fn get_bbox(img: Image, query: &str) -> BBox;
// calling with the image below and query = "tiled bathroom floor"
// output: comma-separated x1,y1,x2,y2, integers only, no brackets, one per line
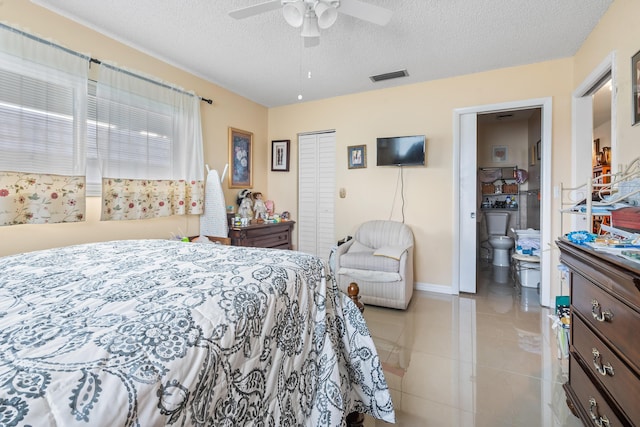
362,261,582,426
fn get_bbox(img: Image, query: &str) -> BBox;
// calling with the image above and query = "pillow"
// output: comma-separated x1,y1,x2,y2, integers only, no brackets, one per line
373,245,408,260
348,240,374,253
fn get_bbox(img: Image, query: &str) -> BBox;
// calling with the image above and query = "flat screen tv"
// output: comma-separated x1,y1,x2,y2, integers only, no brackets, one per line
376,135,425,166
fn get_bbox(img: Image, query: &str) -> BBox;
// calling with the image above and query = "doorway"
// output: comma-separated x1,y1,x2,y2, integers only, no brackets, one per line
453,98,553,307
477,110,541,242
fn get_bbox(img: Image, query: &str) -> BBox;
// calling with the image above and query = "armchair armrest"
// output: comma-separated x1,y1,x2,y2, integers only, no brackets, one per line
335,239,354,258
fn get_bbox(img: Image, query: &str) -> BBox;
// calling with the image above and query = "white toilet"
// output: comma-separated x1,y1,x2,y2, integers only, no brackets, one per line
485,212,514,267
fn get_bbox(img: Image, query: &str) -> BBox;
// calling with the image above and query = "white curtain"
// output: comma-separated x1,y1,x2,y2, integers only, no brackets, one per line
96,62,205,220
0,24,89,226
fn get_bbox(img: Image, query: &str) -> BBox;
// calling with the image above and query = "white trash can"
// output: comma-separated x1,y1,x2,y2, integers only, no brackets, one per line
512,253,540,288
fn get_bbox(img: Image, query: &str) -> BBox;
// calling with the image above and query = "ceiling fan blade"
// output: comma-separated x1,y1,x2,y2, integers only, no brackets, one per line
304,37,320,47
338,0,392,26
229,0,282,19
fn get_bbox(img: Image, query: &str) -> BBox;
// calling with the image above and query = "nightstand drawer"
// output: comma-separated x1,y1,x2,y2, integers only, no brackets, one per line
572,314,640,422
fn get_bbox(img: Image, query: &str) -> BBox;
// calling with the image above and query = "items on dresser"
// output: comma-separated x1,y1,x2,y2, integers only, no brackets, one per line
228,221,295,250
611,206,640,233
557,239,640,426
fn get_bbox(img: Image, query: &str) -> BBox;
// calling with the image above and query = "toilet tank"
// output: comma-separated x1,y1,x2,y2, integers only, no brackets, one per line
486,212,510,235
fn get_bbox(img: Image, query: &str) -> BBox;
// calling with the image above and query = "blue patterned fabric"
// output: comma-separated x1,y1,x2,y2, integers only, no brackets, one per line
0,240,394,426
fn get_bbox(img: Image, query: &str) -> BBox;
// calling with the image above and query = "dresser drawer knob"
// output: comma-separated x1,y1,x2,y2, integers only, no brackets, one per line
588,397,611,427
591,300,614,322
591,348,615,377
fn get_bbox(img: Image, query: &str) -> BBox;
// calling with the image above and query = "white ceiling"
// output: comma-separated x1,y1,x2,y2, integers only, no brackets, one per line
31,0,613,108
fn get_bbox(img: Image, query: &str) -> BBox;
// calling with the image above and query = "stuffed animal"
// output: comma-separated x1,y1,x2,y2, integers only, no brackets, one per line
265,200,274,217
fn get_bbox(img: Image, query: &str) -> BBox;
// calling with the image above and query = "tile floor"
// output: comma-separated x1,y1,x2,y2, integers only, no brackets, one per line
362,261,583,427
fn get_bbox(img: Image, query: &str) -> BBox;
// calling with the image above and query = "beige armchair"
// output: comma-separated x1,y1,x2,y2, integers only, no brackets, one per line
334,220,414,309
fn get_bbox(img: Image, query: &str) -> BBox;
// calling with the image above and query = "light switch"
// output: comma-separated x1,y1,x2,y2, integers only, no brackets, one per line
339,188,346,198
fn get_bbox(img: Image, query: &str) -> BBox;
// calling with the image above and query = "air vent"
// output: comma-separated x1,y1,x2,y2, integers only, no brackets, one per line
370,69,409,83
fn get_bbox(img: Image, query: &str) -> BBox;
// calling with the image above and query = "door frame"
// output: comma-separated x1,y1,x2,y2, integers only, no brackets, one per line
453,98,553,307
571,52,616,231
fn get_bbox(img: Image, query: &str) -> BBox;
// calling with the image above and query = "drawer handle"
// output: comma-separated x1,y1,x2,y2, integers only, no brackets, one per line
588,397,611,427
591,348,615,377
591,300,614,322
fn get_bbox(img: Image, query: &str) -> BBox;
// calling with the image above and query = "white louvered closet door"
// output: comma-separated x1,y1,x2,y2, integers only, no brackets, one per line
298,132,335,261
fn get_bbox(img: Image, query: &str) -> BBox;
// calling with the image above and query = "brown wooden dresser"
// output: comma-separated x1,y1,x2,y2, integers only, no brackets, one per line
228,221,295,250
557,239,640,426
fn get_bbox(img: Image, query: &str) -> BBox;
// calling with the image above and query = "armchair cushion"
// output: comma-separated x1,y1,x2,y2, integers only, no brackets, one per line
373,244,411,260
337,267,401,282
339,251,399,272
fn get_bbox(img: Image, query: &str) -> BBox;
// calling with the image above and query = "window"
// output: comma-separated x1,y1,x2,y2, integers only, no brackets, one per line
0,23,89,226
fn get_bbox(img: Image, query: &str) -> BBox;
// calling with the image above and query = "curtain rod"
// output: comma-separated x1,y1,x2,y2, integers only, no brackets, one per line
89,58,213,104
1,23,213,105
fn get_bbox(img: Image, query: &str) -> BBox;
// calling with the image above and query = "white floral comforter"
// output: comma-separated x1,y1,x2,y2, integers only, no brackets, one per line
0,240,394,426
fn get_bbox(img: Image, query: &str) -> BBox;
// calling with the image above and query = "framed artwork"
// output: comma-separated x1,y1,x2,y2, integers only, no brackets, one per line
633,50,640,126
347,145,367,169
228,127,253,188
271,140,290,172
536,140,541,160
492,145,507,163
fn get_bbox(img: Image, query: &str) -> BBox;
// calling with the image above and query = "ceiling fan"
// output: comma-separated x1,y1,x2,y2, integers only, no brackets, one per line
229,0,392,46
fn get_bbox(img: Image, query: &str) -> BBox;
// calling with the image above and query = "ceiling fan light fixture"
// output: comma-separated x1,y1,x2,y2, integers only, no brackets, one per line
283,2,306,28
301,14,320,37
315,1,338,29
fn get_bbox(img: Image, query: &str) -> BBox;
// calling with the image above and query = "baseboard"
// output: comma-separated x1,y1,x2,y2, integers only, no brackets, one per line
414,282,454,295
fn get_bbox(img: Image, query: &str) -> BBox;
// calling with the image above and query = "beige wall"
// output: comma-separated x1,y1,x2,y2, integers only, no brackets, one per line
268,60,574,288
478,120,529,180
0,0,268,256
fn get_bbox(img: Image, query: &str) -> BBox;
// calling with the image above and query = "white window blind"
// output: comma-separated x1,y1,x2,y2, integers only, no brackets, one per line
0,24,89,176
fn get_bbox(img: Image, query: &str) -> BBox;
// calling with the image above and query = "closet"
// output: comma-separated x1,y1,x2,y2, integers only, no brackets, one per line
297,132,336,261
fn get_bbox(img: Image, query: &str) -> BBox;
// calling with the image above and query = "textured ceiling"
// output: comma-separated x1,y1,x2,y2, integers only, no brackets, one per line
31,0,613,108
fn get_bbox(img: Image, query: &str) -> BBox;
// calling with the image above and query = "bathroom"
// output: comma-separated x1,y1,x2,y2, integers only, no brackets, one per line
476,108,542,293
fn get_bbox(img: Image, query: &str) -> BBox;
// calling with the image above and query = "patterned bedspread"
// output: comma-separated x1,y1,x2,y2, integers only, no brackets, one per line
0,240,394,426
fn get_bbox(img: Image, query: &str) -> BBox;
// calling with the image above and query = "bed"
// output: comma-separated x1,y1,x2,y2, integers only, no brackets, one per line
0,239,395,426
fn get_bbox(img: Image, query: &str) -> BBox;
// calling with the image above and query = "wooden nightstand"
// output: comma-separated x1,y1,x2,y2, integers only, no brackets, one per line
228,221,295,250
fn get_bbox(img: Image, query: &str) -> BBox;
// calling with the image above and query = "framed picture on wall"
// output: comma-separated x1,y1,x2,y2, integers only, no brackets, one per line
271,140,290,172
492,145,507,162
228,127,253,188
633,50,640,125
347,145,367,169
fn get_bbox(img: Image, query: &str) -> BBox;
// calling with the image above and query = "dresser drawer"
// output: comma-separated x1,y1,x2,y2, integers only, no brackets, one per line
572,271,640,369
572,314,640,422
229,221,294,250
569,356,625,427
249,231,290,248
